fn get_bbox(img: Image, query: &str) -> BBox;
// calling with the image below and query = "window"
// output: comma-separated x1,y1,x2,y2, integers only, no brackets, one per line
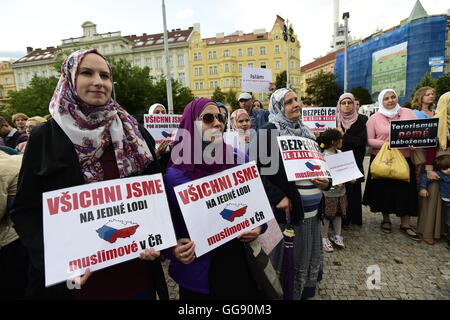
198,53,202,61
238,48,243,57
214,81,218,88
260,47,266,55
134,58,141,66
200,82,204,89
145,58,152,67
247,48,253,56
260,62,267,68
213,66,218,74
194,53,198,61
213,51,217,59
225,64,229,72
275,61,281,70
248,63,253,68
239,64,242,72
226,79,230,88
224,50,230,57
233,79,236,87
208,51,213,59
275,45,280,54
178,55,184,67
168,56,173,67
209,66,213,75
178,72,185,84
5,77,10,84
210,81,214,89
156,57,162,69
113,44,119,52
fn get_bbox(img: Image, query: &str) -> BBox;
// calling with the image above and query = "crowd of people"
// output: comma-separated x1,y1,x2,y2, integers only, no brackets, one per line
0,48,449,300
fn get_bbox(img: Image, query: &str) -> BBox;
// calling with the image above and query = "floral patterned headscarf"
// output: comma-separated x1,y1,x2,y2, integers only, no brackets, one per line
49,48,153,183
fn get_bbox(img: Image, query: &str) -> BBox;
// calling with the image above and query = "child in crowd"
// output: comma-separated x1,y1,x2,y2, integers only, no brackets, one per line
319,129,347,252
419,155,450,250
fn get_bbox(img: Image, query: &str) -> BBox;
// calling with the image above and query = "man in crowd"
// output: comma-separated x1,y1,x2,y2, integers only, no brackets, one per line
238,92,269,130
0,116,28,149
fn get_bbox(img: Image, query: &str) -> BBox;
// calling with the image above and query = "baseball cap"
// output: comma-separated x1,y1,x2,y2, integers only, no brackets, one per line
238,92,252,101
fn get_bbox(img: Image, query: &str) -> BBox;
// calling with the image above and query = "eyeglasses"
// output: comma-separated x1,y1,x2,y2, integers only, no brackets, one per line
25,125,35,129
198,113,226,124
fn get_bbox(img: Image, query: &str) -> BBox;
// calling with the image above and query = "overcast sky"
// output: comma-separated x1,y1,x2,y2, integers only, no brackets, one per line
1,0,448,65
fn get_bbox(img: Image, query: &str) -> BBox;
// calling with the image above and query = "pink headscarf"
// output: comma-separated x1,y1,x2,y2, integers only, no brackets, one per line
336,93,358,131
230,109,249,130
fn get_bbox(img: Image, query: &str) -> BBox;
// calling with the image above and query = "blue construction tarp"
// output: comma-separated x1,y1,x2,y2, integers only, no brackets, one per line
334,16,447,105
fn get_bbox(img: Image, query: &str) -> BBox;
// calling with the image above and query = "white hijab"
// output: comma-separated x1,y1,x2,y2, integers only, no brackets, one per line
148,103,166,114
377,89,401,118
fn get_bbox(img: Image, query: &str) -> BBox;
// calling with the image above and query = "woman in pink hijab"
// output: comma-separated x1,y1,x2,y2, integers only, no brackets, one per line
336,93,368,227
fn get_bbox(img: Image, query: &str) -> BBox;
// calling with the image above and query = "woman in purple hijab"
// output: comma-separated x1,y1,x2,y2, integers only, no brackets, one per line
163,98,263,299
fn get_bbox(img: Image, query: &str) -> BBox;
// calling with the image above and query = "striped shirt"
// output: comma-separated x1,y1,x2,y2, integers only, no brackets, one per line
295,180,323,219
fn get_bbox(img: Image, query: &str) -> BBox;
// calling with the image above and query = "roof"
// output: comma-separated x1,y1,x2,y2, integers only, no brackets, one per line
13,47,61,65
203,32,269,45
407,0,428,23
301,48,344,72
124,28,193,48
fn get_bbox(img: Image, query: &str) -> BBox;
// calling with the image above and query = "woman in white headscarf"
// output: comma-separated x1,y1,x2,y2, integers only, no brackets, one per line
148,103,170,171
252,88,330,299
363,89,420,240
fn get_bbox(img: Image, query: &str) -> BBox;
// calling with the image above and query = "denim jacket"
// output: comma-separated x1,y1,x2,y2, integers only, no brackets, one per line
420,171,450,200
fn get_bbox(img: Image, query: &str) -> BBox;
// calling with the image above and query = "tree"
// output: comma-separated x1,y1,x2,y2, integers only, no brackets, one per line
275,71,287,89
351,86,372,105
412,72,436,99
150,77,194,115
225,89,239,110
435,72,450,101
211,87,226,103
305,71,342,107
6,75,59,118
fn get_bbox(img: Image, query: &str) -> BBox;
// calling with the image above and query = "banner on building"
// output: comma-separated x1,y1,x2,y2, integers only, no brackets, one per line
277,136,332,181
372,41,408,97
42,174,177,287
144,114,182,145
241,67,273,93
173,162,274,257
301,107,337,132
389,118,439,148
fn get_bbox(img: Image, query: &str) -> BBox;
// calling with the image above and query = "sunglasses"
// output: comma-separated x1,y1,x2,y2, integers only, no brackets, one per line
198,113,226,124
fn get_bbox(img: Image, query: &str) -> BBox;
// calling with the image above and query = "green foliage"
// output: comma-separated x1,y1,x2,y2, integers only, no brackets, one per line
6,75,59,118
275,70,287,89
435,72,450,101
225,89,239,110
351,86,372,105
305,71,342,107
149,77,195,115
412,72,436,99
211,87,226,103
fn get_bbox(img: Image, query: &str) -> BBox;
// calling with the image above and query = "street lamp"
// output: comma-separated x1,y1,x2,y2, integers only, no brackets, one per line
283,19,296,89
112,81,117,101
343,12,350,93
162,0,174,113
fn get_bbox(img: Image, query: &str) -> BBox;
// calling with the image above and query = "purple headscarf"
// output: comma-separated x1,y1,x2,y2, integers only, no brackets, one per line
168,98,238,180
336,93,358,131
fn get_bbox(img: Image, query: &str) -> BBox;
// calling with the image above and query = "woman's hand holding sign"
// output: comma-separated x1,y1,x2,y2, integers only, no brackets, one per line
139,248,161,261
311,178,330,190
276,196,292,221
172,238,196,264
238,226,263,242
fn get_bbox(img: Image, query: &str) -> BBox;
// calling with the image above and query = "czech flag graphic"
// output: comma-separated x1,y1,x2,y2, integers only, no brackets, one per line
96,220,140,244
219,204,248,222
315,123,326,128
161,131,175,138
305,161,321,171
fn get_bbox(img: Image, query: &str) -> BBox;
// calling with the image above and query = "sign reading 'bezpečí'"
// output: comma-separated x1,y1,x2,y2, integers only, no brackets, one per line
277,136,332,181
42,174,177,287
173,162,274,257
302,107,337,132
389,118,439,149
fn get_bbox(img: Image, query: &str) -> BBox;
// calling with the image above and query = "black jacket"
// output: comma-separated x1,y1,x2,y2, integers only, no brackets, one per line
251,122,330,225
340,115,368,181
11,119,166,299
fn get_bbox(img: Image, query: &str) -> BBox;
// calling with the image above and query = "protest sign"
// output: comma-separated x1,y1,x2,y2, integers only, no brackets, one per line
42,174,177,287
241,67,272,93
277,135,332,181
173,161,274,257
144,114,182,145
324,151,363,186
302,107,337,132
389,118,439,148
257,219,283,255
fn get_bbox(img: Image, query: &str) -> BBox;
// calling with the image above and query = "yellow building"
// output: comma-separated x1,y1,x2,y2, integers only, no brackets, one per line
189,16,301,106
0,61,16,108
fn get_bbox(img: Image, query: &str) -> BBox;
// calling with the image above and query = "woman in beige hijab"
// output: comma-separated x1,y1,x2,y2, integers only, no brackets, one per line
417,92,450,244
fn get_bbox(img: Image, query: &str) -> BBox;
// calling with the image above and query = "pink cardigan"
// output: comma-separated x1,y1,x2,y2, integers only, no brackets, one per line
366,108,418,158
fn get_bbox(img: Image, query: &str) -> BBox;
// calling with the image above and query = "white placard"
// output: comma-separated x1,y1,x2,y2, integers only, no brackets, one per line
324,151,363,186
43,174,177,287
257,219,283,255
302,107,337,132
144,114,183,145
241,67,272,93
277,136,332,181
173,162,274,257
